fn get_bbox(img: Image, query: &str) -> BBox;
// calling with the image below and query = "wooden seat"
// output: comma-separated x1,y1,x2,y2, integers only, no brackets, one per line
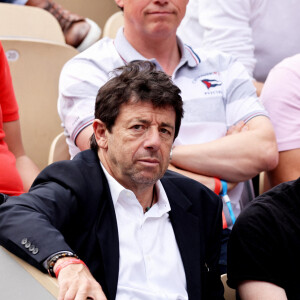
103,11,124,39
0,3,65,44
2,39,78,170
55,0,119,31
0,246,58,299
48,132,70,164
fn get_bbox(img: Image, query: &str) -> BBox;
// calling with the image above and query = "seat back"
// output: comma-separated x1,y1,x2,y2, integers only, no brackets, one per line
0,246,58,299
2,39,78,169
55,0,119,30
48,132,70,164
103,11,124,39
0,3,65,44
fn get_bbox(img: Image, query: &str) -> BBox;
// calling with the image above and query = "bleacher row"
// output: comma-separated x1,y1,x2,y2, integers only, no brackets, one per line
0,3,237,300
0,3,123,170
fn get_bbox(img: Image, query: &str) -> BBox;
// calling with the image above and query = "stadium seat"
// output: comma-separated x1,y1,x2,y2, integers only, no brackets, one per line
0,3,65,44
103,11,124,39
2,39,78,169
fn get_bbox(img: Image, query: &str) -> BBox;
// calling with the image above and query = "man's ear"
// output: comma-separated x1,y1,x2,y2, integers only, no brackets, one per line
93,119,108,149
114,0,124,9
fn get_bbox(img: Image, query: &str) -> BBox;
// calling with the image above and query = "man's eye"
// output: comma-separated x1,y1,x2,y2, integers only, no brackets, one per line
132,125,144,130
160,128,171,135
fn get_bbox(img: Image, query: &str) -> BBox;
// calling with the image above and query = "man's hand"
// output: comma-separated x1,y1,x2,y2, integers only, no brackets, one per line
56,260,107,300
226,120,248,136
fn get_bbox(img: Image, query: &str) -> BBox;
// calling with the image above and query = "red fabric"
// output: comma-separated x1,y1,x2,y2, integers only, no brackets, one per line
54,259,88,278
0,42,23,195
222,212,228,229
213,177,221,194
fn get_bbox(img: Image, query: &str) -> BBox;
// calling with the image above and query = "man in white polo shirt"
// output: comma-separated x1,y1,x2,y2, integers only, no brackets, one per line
58,0,278,271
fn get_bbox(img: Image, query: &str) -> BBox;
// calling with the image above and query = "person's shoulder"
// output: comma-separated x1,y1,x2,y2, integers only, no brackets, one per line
272,53,300,75
236,178,300,227
32,150,100,188
61,37,118,73
192,46,234,62
187,45,240,72
161,170,221,208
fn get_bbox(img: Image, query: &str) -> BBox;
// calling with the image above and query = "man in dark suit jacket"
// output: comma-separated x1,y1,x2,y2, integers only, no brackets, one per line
0,61,224,300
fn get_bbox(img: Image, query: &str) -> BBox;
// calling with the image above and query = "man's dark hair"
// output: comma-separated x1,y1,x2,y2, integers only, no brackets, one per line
90,60,183,151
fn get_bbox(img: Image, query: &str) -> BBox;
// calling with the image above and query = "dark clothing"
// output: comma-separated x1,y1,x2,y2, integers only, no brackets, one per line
227,178,300,299
0,150,224,300
219,228,231,275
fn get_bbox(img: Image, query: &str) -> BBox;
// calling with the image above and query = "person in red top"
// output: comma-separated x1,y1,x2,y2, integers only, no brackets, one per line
0,42,39,197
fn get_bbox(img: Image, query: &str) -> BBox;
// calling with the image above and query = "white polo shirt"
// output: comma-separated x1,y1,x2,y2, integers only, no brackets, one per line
58,27,267,219
101,164,188,300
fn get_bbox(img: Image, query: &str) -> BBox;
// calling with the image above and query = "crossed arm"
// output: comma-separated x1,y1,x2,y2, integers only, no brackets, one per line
75,116,278,193
169,116,278,191
238,281,287,300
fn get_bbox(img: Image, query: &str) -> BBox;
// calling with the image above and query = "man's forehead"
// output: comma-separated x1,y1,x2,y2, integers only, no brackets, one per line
118,101,176,123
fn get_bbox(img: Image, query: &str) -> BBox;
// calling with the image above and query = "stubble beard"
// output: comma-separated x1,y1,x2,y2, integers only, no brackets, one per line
126,163,165,187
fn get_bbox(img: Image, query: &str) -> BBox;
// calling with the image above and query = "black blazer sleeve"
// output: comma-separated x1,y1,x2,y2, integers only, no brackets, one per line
0,150,103,271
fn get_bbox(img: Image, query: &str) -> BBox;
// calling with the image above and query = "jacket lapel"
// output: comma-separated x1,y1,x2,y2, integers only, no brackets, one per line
95,166,119,300
162,178,202,300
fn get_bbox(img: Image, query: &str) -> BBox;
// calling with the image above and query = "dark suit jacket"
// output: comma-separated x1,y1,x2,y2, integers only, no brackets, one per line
0,150,224,299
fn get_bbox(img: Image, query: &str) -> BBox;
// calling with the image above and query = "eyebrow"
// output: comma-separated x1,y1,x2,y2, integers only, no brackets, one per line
135,119,174,130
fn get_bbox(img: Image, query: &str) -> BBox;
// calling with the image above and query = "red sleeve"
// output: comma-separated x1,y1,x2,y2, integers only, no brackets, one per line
0,42,23,195
0,42,19,122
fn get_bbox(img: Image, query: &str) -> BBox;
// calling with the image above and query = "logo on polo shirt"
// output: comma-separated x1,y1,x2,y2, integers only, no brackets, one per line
201,79,222,89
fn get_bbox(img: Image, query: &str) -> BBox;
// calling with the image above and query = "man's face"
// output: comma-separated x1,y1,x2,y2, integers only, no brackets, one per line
95,101,175,190
116,0,189,38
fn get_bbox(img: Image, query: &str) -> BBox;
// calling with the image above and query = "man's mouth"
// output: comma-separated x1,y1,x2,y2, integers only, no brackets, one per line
138,158,160,166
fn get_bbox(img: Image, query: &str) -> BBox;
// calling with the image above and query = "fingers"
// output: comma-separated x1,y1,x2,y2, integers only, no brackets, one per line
57,264,107,300
58,281,106,300
226,120,248,136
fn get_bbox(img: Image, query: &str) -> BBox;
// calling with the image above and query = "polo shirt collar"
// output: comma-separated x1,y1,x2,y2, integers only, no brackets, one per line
114,27,201,70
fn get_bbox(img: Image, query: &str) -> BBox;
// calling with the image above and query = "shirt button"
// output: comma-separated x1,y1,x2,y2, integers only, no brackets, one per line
21,238,27,245
25,242,31,248
29,244,35,252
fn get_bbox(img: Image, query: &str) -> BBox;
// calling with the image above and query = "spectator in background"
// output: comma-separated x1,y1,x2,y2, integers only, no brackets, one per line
178,0,300,95
0,0,101,51
227,178,300,299
58,0,278,272
261,54,300,188
0,42,39,200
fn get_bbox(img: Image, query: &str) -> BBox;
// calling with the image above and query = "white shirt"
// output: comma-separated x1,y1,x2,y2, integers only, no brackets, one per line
178,0,300,82
101,164,188,300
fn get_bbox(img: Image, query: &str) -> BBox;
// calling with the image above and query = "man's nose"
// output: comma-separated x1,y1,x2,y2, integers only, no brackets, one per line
153,0,169,6
144,128,161,151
